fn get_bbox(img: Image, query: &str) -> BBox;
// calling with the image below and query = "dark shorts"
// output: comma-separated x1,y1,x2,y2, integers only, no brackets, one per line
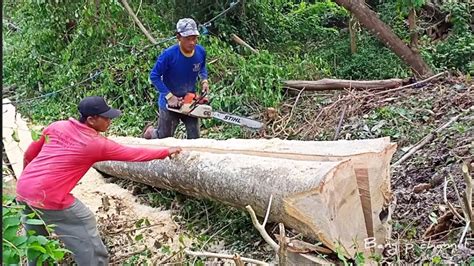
157,107,200,139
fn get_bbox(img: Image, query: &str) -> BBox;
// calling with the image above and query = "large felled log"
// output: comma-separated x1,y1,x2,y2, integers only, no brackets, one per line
106,137,396,245
283,78,403,91
96,137,396,252
95,151,367,257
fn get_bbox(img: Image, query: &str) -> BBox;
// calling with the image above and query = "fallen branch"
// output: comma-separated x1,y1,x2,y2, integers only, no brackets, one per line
105,222,163,235
262,194,273,227
283,78,403,91
370,71,447,97
245,205,278,251
231,34,258,54
275,88,305,137
393,107,472,167
246,205,333,263
334,105,347,140
443,177,464,221
184,249,268,265
119,0,157,44
156,247,185,265
110,247,147,264
461,164,473,232
3,19,20,32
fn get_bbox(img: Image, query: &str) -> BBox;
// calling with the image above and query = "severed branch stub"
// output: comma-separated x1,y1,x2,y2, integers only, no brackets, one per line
245,205,279,251
278,223,288,265
233,253,244,266
246,205,332,265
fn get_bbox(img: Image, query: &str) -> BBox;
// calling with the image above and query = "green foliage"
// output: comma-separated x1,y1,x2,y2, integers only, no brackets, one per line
396,0,426,14
319,33,411,79
2,194,70,265
238,1,345,46
431,33,474,74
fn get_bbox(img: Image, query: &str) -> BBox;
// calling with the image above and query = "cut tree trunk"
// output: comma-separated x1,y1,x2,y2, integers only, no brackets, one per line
95,137,397,254
283,78,403,91
95,150,366,257
333,0,432,77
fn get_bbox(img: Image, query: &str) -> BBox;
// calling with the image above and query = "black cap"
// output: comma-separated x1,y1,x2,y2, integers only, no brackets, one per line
78,96,122,119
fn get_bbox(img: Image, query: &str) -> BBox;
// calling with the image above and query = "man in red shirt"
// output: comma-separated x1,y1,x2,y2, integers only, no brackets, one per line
17,96,181,265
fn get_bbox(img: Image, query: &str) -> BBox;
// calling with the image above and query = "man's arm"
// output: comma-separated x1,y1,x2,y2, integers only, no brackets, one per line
150,53,170,95
23,135,46,168
199,49,209,93
99,137,181,162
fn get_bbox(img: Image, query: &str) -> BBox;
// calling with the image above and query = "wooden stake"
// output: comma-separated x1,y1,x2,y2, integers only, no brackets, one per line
231,34,258,54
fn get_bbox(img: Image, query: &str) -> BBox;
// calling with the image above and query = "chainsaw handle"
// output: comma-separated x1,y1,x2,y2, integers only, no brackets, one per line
189,91,207,109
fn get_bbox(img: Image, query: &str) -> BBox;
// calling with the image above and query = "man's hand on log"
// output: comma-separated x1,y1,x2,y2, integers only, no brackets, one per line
168,147,182,158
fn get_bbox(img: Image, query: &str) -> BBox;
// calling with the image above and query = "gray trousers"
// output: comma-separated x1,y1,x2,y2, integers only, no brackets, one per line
22,198,108,266
152,107,200,139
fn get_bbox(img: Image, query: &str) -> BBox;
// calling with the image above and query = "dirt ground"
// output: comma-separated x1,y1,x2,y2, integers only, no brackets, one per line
71,169,189,264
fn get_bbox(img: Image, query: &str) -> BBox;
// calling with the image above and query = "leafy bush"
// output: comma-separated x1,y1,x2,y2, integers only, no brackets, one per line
431,33,474,74
318,33,411,79
2,193,70,264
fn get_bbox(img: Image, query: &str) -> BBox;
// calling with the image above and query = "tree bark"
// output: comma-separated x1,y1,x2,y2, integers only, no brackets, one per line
283,78,403,91
95,136,397,255
333,0,432,77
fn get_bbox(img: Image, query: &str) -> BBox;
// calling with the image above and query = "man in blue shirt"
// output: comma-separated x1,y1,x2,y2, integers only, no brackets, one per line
144,18,209,139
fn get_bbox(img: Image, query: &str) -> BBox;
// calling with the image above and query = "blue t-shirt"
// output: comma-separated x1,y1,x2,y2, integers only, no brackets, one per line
150,44,208,108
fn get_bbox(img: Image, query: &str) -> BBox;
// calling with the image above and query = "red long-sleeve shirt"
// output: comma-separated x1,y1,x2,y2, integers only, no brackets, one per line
17,118,170,210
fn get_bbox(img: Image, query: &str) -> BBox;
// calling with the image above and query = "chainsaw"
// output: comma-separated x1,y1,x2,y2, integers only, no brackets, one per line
167,92,263,130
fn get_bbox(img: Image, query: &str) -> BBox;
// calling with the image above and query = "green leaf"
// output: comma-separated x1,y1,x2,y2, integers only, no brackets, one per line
27,248,41,261
11,129,20,142
26,212,37,219
355,251,365,265
432,255,442,264
2,249,20,264
134,234,143,241
36,235,49,245
28,244,47,253
26,219,45,225
144,218,151,226
52,250,66,260
30,130,42,141
135,218,144,228
3,226,19,240
160,245,171,254
3,216,21,227
11,235,28,246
